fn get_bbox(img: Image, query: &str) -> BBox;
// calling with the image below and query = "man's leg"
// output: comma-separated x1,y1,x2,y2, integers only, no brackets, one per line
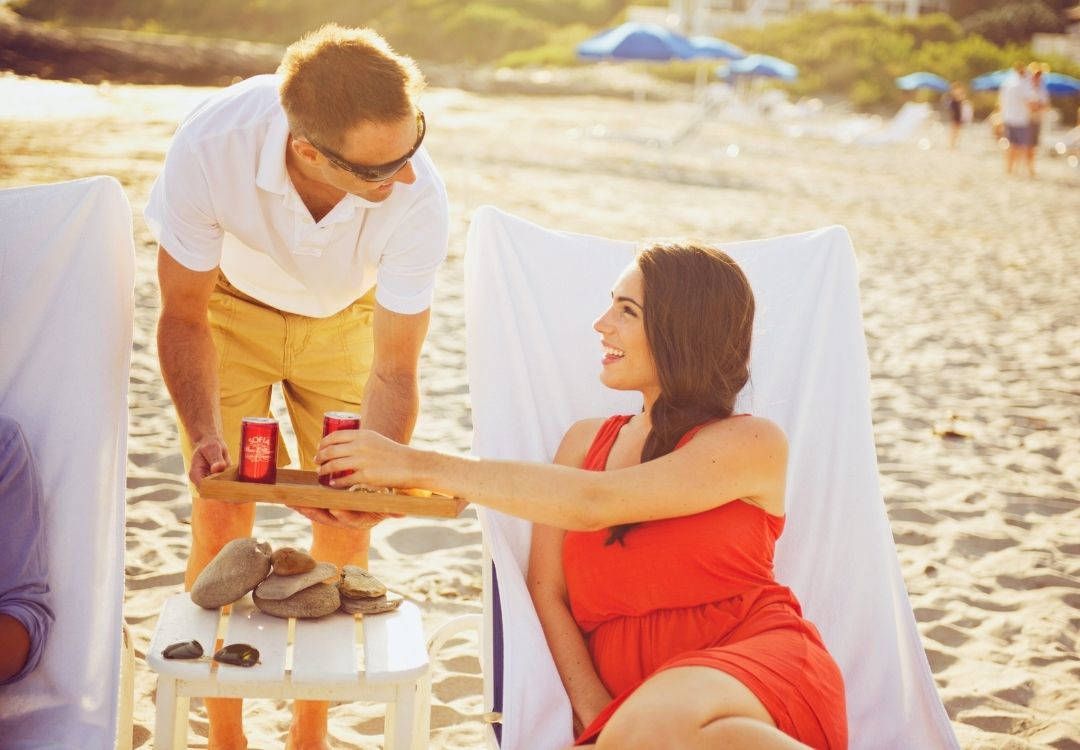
179,390,266,750
178,277,287,750
281,289,377,749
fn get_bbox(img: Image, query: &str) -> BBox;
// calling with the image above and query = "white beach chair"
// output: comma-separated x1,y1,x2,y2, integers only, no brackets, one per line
0,176,136,749
451,206,960,750
855,101,931,146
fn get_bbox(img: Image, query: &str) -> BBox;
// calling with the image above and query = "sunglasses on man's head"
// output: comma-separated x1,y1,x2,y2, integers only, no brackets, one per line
163,639,260,668
308,110,426,182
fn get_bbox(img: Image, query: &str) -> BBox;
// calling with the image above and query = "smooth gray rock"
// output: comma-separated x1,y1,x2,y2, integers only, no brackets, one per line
271,547,316,576
253,583,341,619
255,562,339,601
339,592,402,616
340,565,387,599
190,538,272,609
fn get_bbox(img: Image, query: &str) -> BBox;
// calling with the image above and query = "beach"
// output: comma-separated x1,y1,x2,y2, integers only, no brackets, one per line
1,72,1078,749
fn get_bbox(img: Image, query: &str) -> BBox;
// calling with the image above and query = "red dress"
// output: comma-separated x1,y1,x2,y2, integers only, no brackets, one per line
565,415,847,748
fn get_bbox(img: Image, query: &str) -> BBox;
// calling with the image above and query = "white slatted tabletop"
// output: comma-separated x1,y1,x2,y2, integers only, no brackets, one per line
147,592,431,749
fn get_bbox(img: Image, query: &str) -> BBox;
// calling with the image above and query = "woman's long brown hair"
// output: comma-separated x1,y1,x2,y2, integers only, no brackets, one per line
605,241,755,546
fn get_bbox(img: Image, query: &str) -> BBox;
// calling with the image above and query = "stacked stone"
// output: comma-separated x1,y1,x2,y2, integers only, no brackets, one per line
189,538,399,619
253,548,340,619
339,565,402,615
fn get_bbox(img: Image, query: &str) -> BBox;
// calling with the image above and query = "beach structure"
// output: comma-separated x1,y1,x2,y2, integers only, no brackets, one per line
1032,5,1080,65
0,176,135,750
631,0,950,32
449,206,959,749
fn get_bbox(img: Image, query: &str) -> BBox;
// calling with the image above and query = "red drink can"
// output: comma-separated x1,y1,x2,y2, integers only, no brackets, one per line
238,417,279,484
320,411,360,487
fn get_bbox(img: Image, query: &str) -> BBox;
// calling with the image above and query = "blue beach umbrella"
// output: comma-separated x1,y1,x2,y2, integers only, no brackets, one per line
720,54,799,81
688,35,746,61
971,70,1009,91
972,69,1080,96
895,72,949,92
1045,72,1080,95
577,22,698,62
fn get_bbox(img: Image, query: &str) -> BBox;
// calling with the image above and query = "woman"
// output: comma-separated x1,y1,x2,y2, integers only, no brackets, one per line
315,242,847,749
943,81,968,149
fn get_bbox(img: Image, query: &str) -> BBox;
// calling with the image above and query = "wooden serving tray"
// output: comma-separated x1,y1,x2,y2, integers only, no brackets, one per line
198,467,467,519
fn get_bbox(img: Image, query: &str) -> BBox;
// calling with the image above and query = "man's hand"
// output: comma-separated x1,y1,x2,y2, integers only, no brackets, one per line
289,505,401,530
189,435,230,484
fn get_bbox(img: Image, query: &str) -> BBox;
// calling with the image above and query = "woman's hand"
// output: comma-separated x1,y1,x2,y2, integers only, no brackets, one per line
313,429,422,490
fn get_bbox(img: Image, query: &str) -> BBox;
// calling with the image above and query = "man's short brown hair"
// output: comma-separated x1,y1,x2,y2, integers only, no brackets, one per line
278,24,424,149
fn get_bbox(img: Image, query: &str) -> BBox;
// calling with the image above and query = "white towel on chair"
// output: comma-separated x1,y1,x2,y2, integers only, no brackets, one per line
464,206,958,750
0,177,134,749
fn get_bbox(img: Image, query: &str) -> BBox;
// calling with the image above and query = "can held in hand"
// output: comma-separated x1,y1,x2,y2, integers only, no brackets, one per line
320,411,361,487
238,417,279,484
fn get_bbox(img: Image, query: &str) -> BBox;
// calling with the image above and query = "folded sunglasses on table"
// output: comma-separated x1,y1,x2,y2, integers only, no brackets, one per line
162,640,260,668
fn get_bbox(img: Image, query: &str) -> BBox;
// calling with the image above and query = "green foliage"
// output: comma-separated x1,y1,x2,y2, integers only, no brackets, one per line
497,23,594,67
715,8,1080,113
487,0,620,27
10,0,1080,120
962,0,1064,47
440,4,552,63
10,0,620,54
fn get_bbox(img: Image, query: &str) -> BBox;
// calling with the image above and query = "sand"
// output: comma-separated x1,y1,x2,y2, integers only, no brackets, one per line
1,72,1078,749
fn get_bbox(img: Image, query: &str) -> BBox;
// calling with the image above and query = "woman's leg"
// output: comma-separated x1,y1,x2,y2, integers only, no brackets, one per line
594,666,811,750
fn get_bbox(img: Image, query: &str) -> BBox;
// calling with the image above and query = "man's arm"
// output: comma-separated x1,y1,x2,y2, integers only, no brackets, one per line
156,247,229,482
301,301,430,529
0,615,32,684
0,416,53,685
359,301,431,443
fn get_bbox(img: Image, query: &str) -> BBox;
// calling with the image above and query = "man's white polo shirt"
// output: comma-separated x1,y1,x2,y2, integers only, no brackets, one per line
144,75,449,318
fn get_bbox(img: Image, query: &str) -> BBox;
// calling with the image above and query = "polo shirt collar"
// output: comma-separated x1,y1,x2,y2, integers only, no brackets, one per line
256,109,291,196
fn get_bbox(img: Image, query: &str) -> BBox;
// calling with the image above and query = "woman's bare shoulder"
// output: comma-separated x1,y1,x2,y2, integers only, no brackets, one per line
696,415,788,459
553,417,609,467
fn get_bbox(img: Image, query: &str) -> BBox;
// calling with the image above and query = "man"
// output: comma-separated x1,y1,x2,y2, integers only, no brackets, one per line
145,24,448,749
0,416,53,688
1028,62,1052,176
0,419,52,691
998,62,1036,176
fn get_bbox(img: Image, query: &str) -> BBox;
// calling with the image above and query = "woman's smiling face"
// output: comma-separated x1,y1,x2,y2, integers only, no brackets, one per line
593,264,660,400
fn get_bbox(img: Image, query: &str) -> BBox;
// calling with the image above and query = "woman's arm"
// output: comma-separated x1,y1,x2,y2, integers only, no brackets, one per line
529,523,612,732
527,420,612,731
315,415,787,530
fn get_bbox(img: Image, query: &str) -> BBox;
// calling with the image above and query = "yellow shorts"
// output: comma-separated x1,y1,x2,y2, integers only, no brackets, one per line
178,274,376,492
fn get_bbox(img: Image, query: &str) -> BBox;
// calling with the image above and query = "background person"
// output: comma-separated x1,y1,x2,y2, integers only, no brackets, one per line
0,415,53,687
1028,63,1052,176
998,62,1036,176
314,242,847,749
943,81,968,149
144,23,449,750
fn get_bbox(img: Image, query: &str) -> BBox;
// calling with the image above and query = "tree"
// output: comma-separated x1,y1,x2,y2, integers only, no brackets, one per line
963,0,1065,47
949,0,1073,21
